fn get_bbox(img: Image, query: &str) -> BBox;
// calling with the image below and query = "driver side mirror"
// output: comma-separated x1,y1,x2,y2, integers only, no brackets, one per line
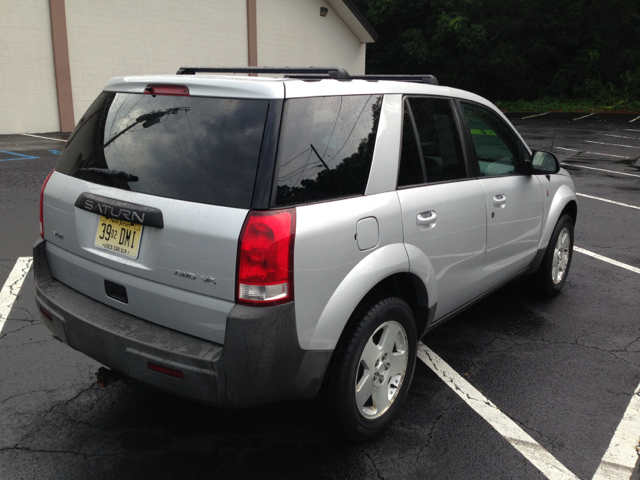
528,151,560,174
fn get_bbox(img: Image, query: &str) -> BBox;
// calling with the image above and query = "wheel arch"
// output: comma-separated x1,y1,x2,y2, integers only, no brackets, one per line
306,243,435,351
539,184,578,251
351,271,432,339
561,199,578,227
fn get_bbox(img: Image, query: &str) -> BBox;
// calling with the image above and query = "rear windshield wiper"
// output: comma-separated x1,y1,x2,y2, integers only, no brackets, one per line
74,107,190,171
77,168,139,182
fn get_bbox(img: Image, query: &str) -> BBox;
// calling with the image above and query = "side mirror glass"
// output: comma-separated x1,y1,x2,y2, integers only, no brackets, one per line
531,151,560,174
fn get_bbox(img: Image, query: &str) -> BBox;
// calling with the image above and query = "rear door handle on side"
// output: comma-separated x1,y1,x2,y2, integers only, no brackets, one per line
416,210,437,227
493,194,507,208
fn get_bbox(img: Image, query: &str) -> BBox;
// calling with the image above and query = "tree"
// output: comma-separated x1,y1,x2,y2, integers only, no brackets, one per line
354,0,640,101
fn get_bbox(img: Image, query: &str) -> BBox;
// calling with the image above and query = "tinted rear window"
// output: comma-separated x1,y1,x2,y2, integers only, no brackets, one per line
57,92,269,208
274,95,382,206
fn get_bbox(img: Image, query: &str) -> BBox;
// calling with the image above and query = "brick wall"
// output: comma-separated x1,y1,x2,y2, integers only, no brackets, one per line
0,0,61,134
256,0,366,75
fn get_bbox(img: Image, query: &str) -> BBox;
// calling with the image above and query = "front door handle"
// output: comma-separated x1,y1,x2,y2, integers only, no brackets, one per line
417,210,437,227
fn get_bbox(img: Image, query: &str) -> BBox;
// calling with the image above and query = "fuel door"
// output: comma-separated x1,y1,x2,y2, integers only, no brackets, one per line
356,217,379,251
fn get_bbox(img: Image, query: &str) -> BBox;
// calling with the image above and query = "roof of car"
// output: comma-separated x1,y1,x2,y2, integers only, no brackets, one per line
103,74,496,112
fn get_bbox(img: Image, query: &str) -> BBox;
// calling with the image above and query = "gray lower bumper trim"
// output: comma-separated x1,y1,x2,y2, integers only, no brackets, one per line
33,238,331,407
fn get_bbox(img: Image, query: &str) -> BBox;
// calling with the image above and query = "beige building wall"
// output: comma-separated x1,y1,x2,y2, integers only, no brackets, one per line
64,0,249,125
257,0,366,75
0,0,371,134
0,0,61,134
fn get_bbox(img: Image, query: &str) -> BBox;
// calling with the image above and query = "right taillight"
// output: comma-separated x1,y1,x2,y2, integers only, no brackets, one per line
237,209,296,306
39,170,55,238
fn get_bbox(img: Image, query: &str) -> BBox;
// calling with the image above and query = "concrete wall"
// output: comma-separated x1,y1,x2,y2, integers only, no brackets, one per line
65,0,249,125
257,0,366,75
0,0,61,134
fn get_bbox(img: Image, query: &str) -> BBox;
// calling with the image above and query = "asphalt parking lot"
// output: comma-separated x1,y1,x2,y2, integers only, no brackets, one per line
1,115,639,480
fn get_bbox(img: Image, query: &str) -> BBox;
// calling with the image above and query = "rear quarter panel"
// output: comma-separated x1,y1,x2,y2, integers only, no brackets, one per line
293,192,406,350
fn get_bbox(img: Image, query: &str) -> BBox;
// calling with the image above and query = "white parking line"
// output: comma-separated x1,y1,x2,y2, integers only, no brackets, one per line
605,134,640,140
522,112,550,119
418,344,580,480
592,382,640,480
560,164,640,178
576,193,640,211
629,115,640,123
20,133,67,143
0,257,33,333
577,152,630,159
574,113,595,120
574,247,640,275
554,147,630,159
418,241,640,479
625,129,640,132
585,140,640,149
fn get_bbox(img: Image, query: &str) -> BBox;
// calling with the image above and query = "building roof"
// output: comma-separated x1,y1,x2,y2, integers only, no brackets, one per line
329,0,378,43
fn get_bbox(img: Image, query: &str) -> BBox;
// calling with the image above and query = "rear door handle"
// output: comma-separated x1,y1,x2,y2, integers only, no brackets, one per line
416,210,437,227
493,194,507,207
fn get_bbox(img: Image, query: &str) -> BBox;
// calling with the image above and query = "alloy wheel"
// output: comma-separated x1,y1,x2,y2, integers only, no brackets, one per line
354,321,408,419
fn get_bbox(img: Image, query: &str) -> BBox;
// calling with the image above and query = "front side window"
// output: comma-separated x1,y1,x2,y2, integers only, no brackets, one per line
460,102,523,177
398,97,466,188
274,95,382,206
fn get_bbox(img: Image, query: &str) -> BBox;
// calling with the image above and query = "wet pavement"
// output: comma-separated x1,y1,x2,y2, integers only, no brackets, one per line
1,118,639,479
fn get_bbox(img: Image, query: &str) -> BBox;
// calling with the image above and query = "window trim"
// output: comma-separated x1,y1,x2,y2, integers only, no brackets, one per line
451,99,480,178
253,99,284,210
404,99,428,184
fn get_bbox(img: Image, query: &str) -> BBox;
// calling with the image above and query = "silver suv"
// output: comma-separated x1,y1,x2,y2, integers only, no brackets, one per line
35,67,577,441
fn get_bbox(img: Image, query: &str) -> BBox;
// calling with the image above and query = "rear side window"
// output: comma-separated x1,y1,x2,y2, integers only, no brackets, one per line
56,92,269,209
274,95,382,206
398,97,466,187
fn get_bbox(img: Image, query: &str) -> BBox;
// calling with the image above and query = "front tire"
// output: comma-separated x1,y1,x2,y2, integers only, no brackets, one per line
534,214,574,296
326,297,417,442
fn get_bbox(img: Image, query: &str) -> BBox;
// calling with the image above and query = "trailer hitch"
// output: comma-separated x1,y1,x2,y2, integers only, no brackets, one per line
96,367,124,388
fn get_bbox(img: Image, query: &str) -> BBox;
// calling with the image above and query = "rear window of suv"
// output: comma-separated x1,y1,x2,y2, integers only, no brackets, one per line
274,95,382,206
56,92,269,209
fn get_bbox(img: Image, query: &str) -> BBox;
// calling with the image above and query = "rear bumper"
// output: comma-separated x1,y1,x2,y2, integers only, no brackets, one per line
34,238,331,408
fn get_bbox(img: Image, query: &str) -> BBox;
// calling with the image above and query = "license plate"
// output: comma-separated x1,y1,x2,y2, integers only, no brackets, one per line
94,216,143,259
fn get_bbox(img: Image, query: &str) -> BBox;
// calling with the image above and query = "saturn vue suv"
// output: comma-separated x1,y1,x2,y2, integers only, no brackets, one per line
34,67,577,441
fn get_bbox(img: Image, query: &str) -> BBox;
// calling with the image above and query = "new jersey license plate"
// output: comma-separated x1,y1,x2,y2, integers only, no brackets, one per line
94,216,143,259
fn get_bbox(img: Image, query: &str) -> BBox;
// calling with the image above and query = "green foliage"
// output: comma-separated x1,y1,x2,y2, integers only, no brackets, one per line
353,0,640,108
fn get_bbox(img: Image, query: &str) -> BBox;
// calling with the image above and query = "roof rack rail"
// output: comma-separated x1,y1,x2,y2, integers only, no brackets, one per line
176,66,351,79
175,67,439,85
355,74,438,85
285,74,438,85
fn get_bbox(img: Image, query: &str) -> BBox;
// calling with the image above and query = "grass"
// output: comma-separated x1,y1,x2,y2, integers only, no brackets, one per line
493,96,640,114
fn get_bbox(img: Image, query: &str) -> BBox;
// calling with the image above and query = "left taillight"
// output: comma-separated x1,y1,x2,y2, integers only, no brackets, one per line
237,209,296,306
39,170,54,238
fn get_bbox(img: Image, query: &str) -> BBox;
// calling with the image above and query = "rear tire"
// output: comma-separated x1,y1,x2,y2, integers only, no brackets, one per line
325,297,417,442
533,214,574,296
